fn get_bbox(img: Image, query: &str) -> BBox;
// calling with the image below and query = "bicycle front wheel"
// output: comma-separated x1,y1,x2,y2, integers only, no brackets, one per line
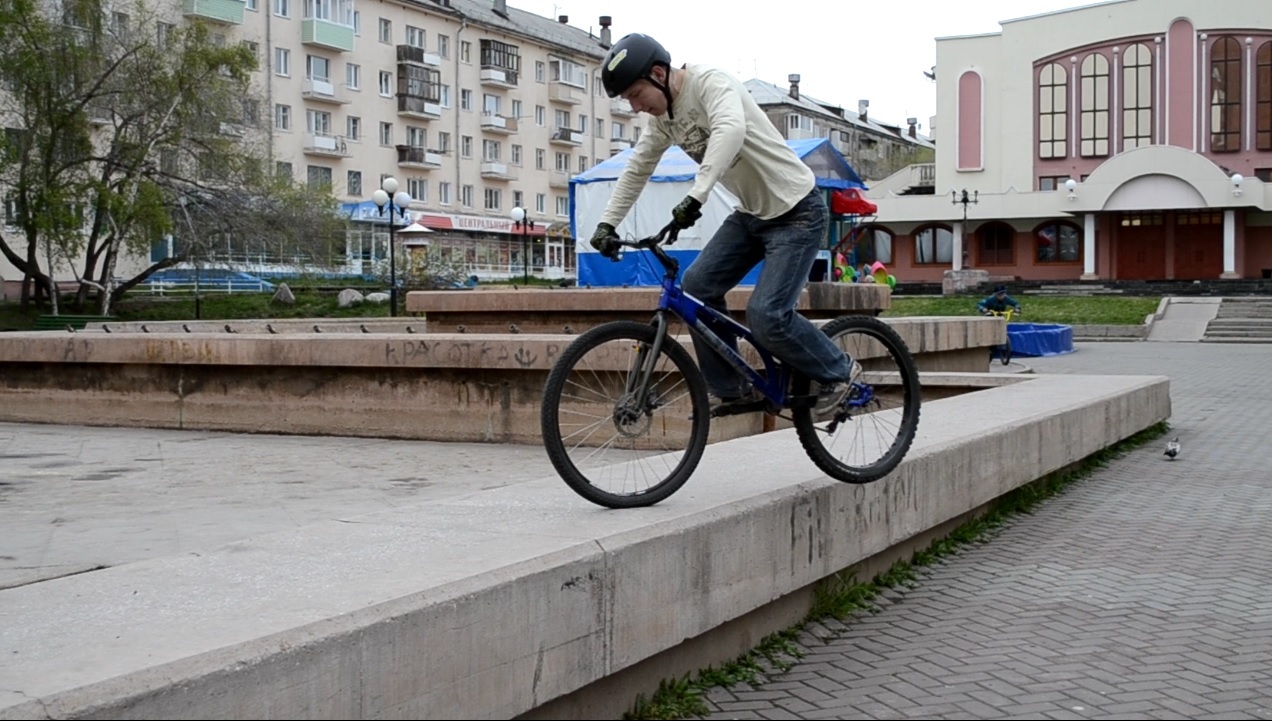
540,321,711,508
793,316,921,483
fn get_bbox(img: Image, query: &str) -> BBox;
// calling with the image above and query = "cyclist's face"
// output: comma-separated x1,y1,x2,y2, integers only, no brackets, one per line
622,75,668,116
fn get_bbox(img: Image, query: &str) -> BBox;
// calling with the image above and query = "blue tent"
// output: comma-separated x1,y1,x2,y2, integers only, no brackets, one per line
571,138,867,287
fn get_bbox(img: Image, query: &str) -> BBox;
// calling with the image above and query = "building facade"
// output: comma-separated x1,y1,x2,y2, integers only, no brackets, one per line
0,0,648,293
866,0,1272,286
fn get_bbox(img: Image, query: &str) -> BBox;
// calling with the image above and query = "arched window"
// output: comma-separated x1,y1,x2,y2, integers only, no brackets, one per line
1038,63,1068,158
914,225,953,265
1123,44,1153,149
1258,41,1271,151
1211,36,1242,152
854,225,894,266
977,222,1016,266
1080,53,1110,157
1034,221,1082,263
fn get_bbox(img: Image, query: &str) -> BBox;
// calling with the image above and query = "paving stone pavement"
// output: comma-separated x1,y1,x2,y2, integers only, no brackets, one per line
692,342,1272,721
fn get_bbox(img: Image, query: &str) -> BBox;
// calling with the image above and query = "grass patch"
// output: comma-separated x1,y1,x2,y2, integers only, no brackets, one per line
883,295,1160,326
623,421,1171,720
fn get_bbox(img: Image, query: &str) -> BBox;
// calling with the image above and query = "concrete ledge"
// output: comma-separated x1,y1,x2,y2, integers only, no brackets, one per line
405,284,891,333
1070,323,1149,340
0,318,1005,444
0,372,1170,720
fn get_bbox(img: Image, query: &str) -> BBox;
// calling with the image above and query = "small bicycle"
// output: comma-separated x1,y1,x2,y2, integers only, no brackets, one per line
540,223,923,509
984,308,1020,366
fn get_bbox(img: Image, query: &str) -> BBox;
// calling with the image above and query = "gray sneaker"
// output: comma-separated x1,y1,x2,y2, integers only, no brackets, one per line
812,360,863,417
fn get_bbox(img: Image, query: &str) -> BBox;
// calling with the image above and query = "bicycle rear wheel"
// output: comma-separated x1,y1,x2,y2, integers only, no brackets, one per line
1000,336,1013,366
541,320,711,508
792,316,921,483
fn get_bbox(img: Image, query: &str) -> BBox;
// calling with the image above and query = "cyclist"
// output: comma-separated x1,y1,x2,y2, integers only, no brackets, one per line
589,33,856,416
977,284,1023,316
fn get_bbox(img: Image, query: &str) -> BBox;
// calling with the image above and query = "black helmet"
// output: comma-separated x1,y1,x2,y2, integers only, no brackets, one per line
601,33,671,98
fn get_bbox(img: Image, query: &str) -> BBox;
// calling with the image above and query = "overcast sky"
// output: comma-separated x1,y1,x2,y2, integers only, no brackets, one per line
513,0,1104,135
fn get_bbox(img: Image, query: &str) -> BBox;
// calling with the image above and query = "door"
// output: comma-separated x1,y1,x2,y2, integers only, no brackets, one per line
1114,214,1166,280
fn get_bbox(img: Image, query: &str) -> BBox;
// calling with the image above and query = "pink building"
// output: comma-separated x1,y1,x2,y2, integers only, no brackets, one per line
867,0,1272,286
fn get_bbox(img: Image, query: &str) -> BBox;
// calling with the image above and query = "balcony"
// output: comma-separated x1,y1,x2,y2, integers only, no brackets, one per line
480,112,518,135
480,161,517,181
87,105,112,126
549,127,582,147
304,133,349,157
397,95,442,120
302,18,355,53
302,78,350,105
549,170,571,189
396,45,441,67
397,146,443,168
609,97,637,117
479,66,519,89
549,81,584,105
182,0,244,24
609,138,634,155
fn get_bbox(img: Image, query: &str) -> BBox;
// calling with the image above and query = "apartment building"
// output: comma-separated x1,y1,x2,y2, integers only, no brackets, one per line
0,0,647,291
745,75,935,184
866,0,1272,286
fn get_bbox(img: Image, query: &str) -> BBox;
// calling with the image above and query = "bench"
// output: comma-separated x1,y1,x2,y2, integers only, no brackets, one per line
33,314,116,332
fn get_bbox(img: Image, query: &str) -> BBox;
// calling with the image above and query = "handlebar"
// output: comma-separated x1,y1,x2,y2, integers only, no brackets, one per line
603,221,683,278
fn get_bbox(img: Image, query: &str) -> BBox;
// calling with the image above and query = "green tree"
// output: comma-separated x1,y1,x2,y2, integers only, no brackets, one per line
0,0,344,314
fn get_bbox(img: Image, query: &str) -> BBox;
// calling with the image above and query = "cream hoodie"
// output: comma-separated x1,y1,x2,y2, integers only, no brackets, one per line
600,64,816,227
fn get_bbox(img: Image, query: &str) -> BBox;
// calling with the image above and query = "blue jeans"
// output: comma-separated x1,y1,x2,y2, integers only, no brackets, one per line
681,190,851,398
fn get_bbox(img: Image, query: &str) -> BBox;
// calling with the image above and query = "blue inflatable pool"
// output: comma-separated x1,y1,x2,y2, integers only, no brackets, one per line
1006,323,1075,357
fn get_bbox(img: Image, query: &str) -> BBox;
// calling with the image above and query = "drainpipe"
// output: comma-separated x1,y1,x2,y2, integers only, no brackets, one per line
455,17,467,201
265,2,273,167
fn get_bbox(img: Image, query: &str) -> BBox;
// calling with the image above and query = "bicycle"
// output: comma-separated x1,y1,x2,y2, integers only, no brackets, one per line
540,223,923,509
983,308,1020,366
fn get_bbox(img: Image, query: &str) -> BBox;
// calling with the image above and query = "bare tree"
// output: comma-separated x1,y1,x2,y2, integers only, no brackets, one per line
0,0,344,314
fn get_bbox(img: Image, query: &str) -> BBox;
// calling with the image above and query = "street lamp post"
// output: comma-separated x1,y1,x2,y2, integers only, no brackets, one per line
510,206,534,285
372,177,412,317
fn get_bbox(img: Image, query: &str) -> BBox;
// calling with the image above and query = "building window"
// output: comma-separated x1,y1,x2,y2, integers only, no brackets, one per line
1257,41,1271,151
461,135,472,158
977,223,1015,266
1079,53,1109,157
409,178,427,203
1038,63,1067,159
535,61,545,83
461,89,472,111
1038,175,1071,191
346,63,360,89
555,152,570,172
482,139,500,161
437,34,449,58
535,148,545,170
1210,36,1242,152
379,122,392,145
347,170,361,197
439,182,451,205
1034,222,1081,263
274,0,289,17
460,184,473,208
484,188,501,210
555,196,569,216
274,104,291,131
913,225,953,265
535,105,545,126
379,71,391,97
346,116,360,140
437,132,451,153
406,126,425,148
511,144,522,165
405,25,423,48
306,55,330,83
276,161,292,179
307,165,332,190
460,40,471,63
480,39,521,82
535,193,546,214
1123,44,1153,150
378,18,390,44
853,226,893,266
275,48,290,76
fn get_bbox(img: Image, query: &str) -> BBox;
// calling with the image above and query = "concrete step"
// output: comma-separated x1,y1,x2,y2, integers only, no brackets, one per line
1206,318,1272,327
1202,330,1272,338
1201,337,1272,343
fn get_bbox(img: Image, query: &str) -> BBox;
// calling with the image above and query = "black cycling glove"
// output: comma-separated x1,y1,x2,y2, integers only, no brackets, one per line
671,196,703,230
589,222,620,260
